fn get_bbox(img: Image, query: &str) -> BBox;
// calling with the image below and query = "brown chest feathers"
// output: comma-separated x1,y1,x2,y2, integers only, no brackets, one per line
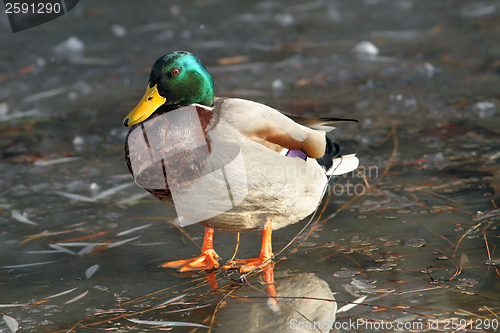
124,104,216,204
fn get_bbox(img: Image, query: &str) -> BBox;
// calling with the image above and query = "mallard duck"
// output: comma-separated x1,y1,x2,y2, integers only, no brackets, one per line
123,51,359,274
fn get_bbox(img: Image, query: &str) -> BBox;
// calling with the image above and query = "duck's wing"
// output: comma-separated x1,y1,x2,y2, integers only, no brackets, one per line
218,98,357,159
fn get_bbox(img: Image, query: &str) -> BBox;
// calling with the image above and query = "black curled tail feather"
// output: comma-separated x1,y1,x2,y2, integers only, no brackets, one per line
316,136,341,172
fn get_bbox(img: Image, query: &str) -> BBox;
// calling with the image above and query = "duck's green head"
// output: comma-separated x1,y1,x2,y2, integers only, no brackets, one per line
123,51,214,127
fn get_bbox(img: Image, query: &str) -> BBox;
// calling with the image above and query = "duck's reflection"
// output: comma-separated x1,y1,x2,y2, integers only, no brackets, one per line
211,271,337,333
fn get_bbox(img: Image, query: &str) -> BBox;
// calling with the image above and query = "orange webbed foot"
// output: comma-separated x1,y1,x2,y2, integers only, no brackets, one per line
162,226,220,272
223,255,273,273
162,248,220,272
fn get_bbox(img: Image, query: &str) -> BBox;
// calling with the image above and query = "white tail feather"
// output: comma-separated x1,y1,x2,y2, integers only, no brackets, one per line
327,154,359,176
312,125,336,132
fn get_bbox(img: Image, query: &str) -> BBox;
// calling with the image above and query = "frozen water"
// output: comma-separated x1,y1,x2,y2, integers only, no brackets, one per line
1,1,499,331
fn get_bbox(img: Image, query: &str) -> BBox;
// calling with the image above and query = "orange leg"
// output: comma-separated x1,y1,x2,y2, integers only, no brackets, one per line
224,219,274,273
162,227,220,272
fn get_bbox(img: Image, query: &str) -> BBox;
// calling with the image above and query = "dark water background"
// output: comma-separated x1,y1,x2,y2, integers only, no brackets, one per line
1,1,499,332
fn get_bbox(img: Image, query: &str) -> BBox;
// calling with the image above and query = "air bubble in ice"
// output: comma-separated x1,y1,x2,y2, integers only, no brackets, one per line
405,238,427,247
272,79,285,93
170,5,180,16
90,183,100,196
111,24,127,38
353,41,379,56
68,92,78,101
0,102,8,116
334,269,360,277
474,101,496,118
53,37,85,56
73,136,84,151
275,13,294,26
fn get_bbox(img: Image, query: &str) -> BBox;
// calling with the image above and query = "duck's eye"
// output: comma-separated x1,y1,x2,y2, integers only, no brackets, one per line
147,96,153,101
172,68,181,76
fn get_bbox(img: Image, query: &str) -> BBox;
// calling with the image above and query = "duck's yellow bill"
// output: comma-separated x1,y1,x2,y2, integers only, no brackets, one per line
123,83,166,126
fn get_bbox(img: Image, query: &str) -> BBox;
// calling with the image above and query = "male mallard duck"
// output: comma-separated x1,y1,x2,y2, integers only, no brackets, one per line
123,51,359,273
